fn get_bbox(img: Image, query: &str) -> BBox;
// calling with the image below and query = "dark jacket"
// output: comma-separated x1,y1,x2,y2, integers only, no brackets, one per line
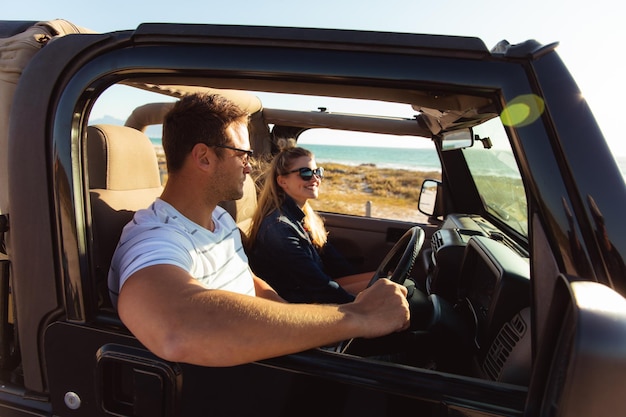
249,197,356,303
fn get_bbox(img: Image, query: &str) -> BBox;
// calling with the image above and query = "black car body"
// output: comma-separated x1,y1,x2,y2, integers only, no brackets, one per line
0,19,625,416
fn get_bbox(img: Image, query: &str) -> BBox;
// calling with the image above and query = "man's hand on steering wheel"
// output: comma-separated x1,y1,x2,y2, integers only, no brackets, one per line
339,227,433,353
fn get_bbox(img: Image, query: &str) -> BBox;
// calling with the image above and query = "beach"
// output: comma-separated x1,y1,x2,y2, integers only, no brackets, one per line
309,162,441,223
154,145,439,222
153,143,626,224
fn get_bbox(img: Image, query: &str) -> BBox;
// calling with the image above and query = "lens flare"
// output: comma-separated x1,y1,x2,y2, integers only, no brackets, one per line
501,94,545,127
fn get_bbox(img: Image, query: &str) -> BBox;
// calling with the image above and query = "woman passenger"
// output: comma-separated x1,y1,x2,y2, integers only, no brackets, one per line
246,141,370,304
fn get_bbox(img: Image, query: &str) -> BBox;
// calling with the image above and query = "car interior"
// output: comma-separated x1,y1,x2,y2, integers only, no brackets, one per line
86,79,532,388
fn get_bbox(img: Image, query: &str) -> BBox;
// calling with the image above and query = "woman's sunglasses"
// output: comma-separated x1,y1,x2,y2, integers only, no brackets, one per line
286,167,325,181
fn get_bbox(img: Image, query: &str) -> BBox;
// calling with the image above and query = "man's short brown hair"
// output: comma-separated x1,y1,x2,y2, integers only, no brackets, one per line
162,93,249,172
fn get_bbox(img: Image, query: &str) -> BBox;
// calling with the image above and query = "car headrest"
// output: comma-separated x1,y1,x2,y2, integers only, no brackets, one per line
87,124,161,191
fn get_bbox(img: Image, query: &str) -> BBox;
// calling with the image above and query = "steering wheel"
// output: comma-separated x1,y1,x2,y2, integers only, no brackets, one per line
367,226,425,287
338,226,430,354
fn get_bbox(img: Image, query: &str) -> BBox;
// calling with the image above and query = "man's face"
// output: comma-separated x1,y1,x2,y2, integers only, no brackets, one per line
213,123,252,201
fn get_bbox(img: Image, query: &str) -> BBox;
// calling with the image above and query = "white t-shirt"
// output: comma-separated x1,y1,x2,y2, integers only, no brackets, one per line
108,198,255,308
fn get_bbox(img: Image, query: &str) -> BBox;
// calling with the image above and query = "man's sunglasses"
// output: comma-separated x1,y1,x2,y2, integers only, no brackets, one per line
213,144,254,163
286,167,325,181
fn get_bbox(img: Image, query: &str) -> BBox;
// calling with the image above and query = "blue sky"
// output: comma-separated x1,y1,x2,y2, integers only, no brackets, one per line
7,0,625,157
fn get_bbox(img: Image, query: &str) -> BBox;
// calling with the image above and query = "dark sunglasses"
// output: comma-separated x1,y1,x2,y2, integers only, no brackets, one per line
286,167,324,181
213,144,254,163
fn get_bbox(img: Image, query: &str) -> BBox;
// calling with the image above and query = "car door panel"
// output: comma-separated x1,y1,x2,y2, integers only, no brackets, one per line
44,320,526,416
322,212,438,272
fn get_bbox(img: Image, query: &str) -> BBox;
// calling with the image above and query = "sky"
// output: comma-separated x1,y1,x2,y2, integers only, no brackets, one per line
6,0,626,158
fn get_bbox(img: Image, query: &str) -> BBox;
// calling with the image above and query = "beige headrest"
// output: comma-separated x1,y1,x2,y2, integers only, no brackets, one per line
87,124,161,190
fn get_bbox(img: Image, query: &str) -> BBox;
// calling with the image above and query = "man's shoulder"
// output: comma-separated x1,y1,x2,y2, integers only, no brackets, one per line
122,200,187,239
214,205,237,227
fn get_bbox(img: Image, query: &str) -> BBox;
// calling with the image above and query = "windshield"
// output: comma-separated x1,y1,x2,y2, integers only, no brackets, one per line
462,117,528,237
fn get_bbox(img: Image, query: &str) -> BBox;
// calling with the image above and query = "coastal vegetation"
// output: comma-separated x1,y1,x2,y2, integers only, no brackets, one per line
157,148,442,222
157,149,525,226
310,163,441,221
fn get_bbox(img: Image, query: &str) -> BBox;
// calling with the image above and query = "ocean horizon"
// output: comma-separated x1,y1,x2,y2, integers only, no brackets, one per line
301,144,441,172
150,138,626,179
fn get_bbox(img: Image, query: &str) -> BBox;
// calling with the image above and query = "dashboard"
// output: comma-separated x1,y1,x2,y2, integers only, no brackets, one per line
424,214,532,384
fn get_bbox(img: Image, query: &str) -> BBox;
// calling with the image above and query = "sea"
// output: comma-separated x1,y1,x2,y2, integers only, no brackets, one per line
302,144,441,172
150,138,626,179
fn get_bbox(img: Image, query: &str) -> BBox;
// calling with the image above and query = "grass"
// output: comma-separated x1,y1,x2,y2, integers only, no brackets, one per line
157,148,526,228
308,163,441,221
157,148,442,222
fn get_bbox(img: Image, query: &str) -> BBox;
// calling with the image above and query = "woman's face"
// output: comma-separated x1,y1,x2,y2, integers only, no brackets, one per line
277,155,322,207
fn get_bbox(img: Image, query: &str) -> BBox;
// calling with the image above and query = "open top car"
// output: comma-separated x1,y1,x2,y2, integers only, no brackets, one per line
1,19,625,416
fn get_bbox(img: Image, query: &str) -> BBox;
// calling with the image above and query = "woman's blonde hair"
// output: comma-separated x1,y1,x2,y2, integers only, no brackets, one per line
246,139,328,250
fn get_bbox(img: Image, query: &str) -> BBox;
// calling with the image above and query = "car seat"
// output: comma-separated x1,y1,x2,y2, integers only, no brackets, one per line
87,124,163,308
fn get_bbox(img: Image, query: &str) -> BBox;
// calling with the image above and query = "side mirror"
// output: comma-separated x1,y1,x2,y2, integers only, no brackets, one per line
526,278,626,416
418,179,443,218
441,129,473,151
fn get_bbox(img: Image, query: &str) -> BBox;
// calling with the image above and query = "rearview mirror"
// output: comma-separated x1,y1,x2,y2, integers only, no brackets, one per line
441,129,473,151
